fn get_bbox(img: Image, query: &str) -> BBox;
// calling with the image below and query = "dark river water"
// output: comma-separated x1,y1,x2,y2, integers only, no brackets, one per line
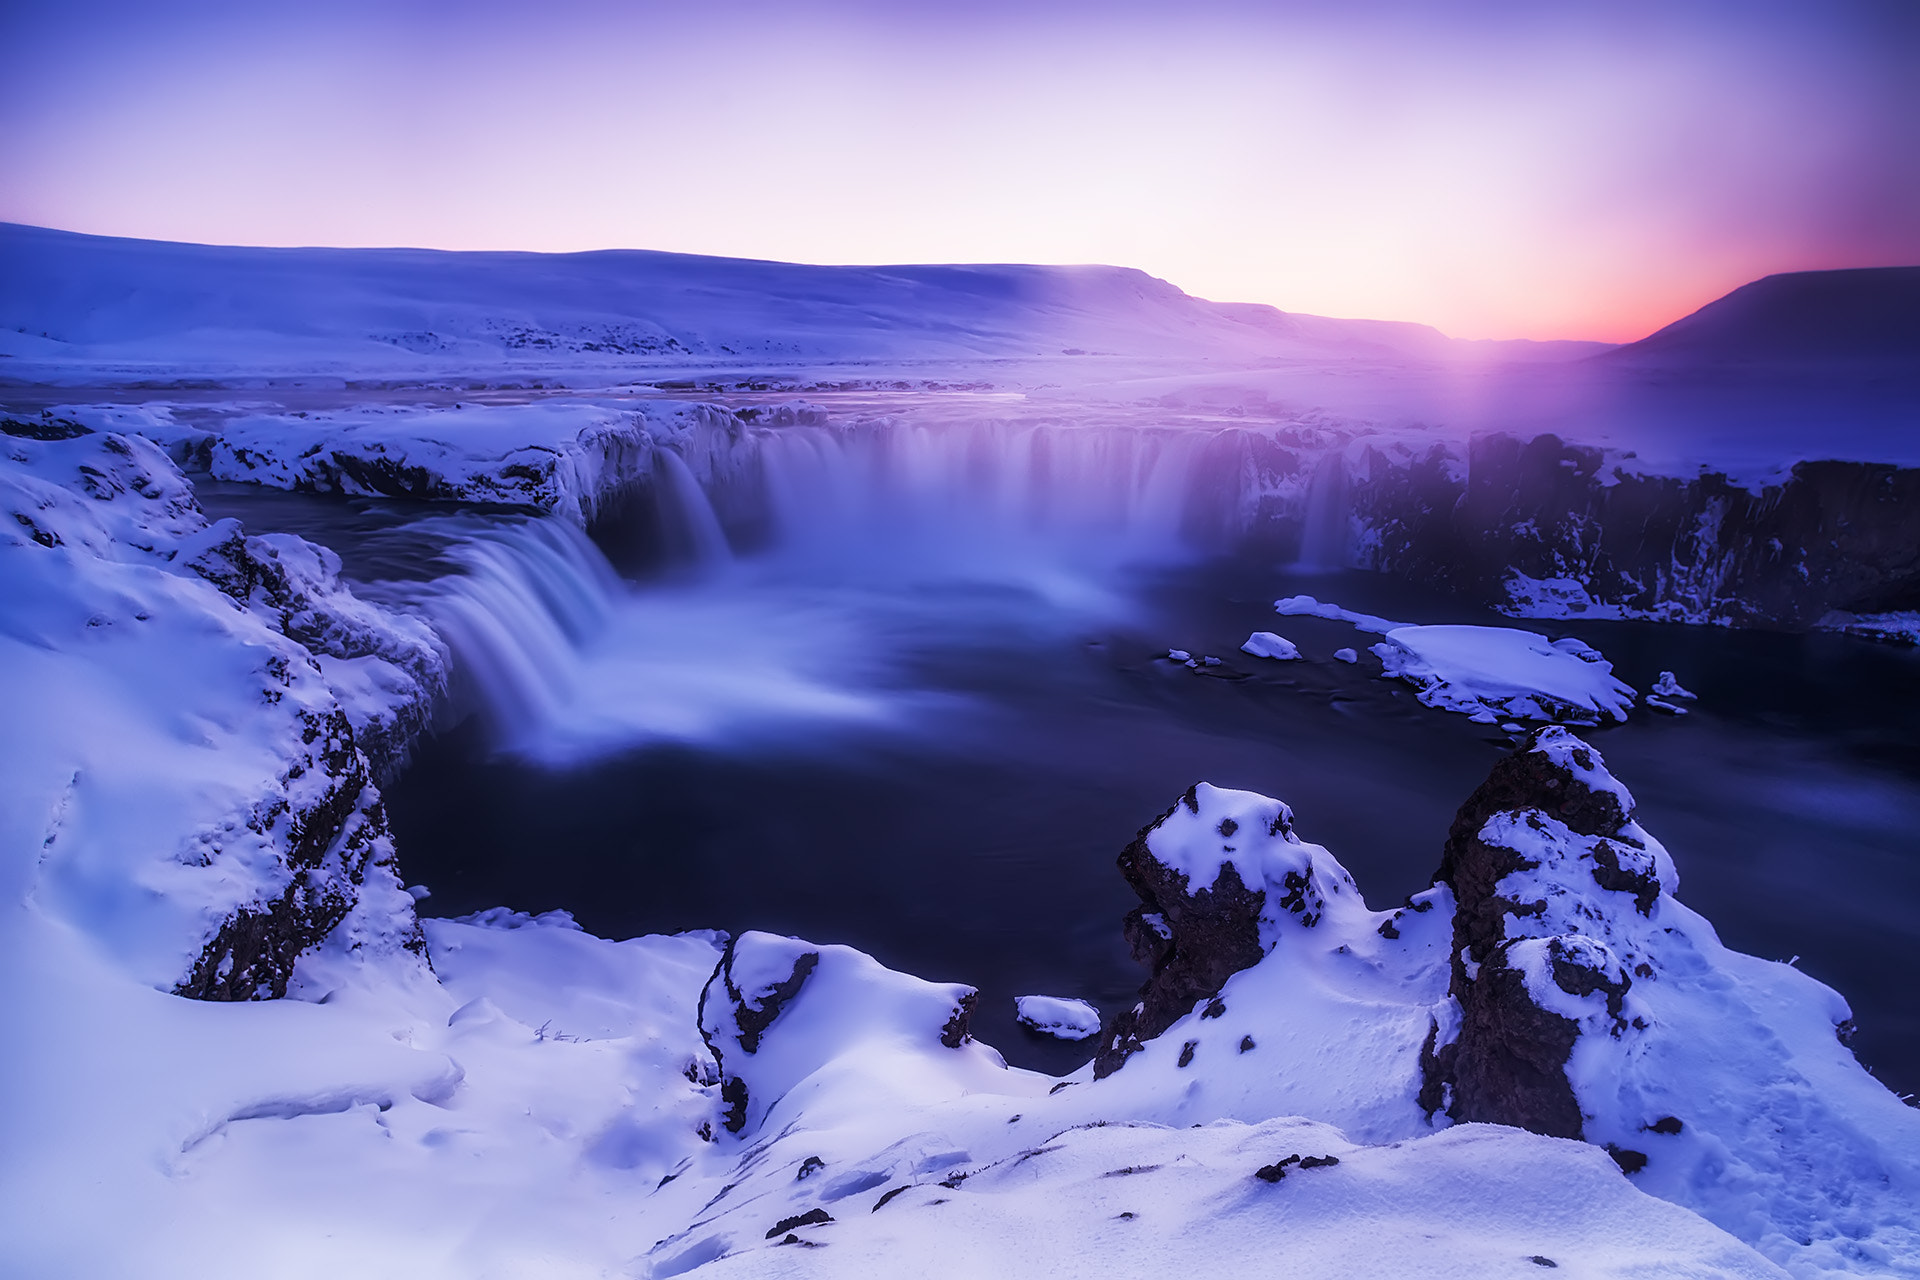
198,480,1920,1094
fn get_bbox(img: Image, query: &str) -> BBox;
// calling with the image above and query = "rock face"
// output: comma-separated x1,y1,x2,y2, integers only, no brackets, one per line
1095,793,1267,1078
1421,726,1660,1139
1350,432,1920,630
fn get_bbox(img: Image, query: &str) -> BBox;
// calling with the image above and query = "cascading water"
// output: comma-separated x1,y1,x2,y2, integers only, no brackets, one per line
400,419,1255,763
744,420,1213,585
651,446,733,570
1295,449,1353,573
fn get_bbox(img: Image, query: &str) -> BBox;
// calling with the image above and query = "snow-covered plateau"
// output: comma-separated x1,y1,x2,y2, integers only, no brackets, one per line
3,227,1918,1278
2,424,1917,1278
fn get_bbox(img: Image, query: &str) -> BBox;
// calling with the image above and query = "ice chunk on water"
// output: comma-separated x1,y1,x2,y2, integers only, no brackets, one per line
1014,995,1102,1041
1241,631,1301,661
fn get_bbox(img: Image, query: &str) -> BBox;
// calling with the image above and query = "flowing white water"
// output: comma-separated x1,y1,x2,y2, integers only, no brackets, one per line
405,423,1242,762
1295,449,1353,573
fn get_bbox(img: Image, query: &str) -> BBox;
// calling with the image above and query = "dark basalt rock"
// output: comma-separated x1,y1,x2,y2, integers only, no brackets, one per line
1423,730,1640,1139
1094,787,1268,1079
765,1208,832,1239
697,938,822,1135
1,414,91,441
1348,431,1920,630
1435,732,1628,979
1444,946,1585,1140
939,990,977,1049
173,706,421,1000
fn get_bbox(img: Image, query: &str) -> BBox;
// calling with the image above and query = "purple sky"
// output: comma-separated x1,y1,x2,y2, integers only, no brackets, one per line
3,0,1915,341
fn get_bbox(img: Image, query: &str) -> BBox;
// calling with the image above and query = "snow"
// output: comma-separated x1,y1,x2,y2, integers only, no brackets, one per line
1014,995,1102,1041
1240,630,1301,660
1275,594,1411,633
1333,646,1360,663
1371,625,1638,725
1652,671,1697,700
1818,610,1920,647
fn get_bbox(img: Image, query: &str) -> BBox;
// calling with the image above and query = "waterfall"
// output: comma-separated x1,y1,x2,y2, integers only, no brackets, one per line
652,447,733,569
1295,450,1352,573
408,518,624,746
398,418,1261,763
742,420,1210,576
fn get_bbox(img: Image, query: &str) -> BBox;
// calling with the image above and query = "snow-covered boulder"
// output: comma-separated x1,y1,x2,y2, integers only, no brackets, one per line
1371,625,1636,724
1014,995,1101,1041
1240,631,1301,660
1093,782,1403,1080
1415,725,1920,1273
698,931,1011,1138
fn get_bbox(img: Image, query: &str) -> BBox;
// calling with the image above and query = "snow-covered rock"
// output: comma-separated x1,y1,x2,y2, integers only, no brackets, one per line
1370,625,1637,725
698,930,1009,1138
1013,995,1102,1041
1410,726,1920,1274
1240,630,1301,660
1333,646,1360,663
1651,671,1697,700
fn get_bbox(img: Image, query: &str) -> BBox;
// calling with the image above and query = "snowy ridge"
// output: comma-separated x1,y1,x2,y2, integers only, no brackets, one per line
0,221,1503,380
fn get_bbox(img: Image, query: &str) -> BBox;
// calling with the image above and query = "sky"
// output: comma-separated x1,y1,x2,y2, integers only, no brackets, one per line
2,0,1916,342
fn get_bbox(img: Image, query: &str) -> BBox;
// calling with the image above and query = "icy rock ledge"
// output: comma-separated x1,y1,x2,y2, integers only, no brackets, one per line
1371,626,1636,725
1014,995,1102,1041
1240,631,1301,660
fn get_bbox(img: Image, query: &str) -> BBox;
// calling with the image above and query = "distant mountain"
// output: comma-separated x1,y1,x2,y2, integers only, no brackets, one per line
1606,266,1920,368
0,222,1596,379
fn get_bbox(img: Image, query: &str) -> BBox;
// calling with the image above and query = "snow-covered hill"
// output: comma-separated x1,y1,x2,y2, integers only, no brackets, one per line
1604,267,1920,368
0,222,1603,380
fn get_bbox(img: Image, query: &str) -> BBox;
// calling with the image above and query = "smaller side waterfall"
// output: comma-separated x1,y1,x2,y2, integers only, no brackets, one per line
652,447,734,569
408,518,624,745
1295,450,1353,573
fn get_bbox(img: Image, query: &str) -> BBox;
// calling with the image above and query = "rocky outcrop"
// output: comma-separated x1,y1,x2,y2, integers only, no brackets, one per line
1092,783,1361,1081
1094,789,1270,1078
177,520,446,779
697,931,987,1139
1421,726,1660,1141
174,706,418,1000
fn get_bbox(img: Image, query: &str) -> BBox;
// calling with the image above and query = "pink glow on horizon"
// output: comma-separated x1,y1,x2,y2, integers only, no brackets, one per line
1,3,1913,343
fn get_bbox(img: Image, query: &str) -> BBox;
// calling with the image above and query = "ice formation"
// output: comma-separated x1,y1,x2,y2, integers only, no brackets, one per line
1240,631,1302,660
1014,995,1103,1040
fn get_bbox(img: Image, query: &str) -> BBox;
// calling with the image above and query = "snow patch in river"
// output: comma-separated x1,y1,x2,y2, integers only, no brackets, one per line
1371,626,1637,725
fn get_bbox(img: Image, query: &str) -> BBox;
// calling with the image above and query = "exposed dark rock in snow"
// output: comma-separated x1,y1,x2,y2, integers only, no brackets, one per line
1423,726,1654,1137
1095,788,1270,1078
2,430,436,1002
